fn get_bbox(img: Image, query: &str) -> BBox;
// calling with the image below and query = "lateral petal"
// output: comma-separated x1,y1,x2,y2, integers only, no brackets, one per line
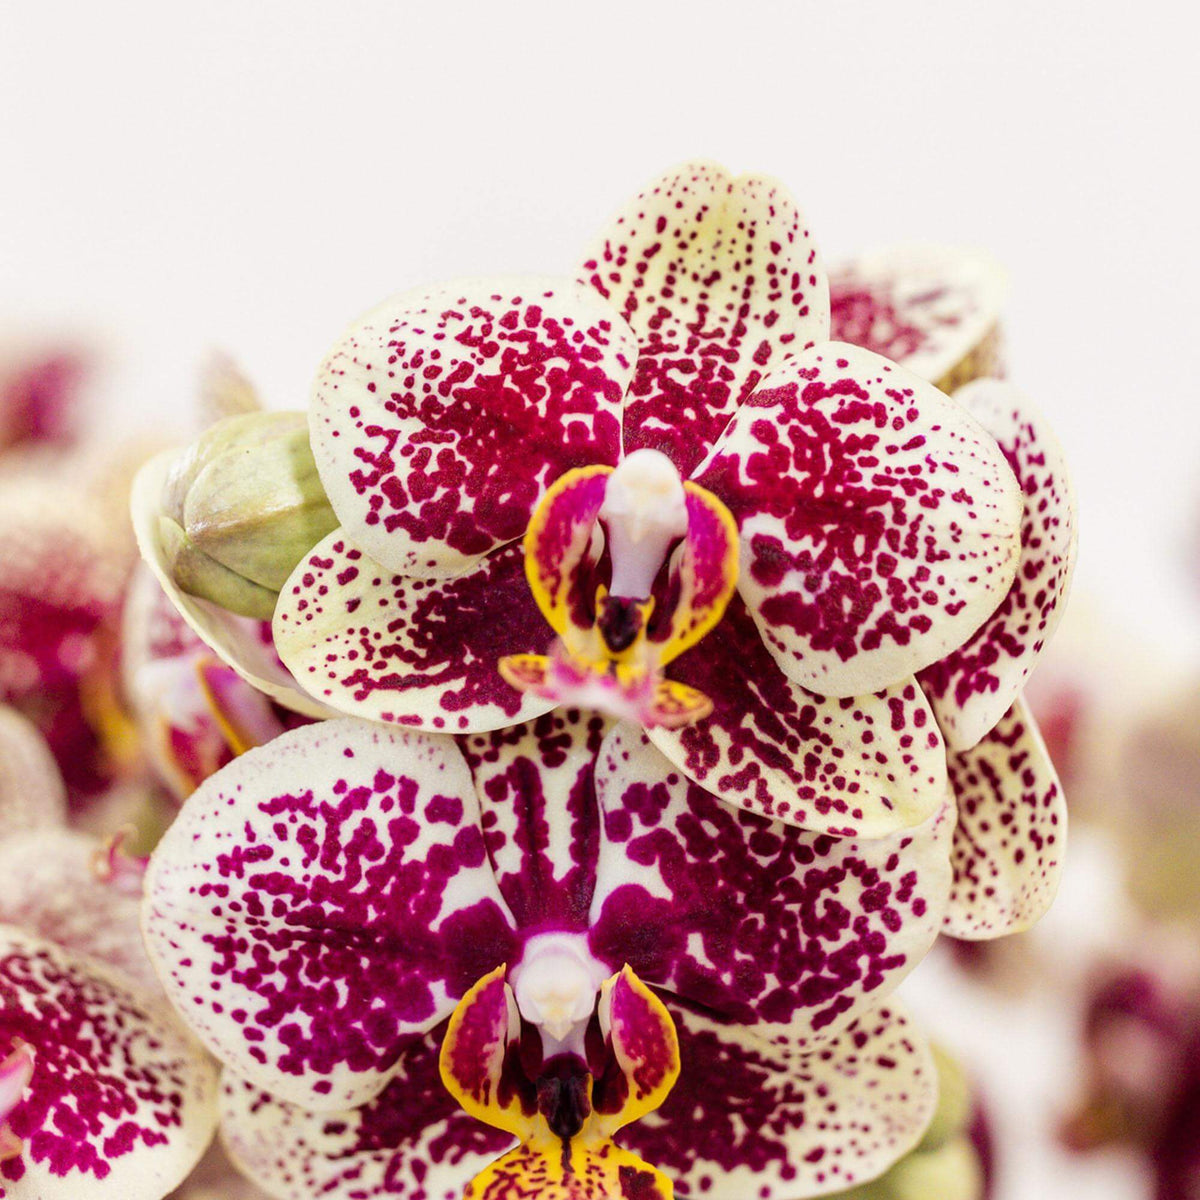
143,719,518,1111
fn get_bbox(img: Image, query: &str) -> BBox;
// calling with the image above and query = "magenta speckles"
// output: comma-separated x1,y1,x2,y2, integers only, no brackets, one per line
0,929,217,1199
918,379,1078,752
647,597,947,837
619,999,937,1199
589,726,953,1036
143,719,520,1111
274,537,555,732
577,161,829,477
829,246,1007,388
220,1035,513,1200
696,343,1023,699
310,279,636,579
944,698,1066,939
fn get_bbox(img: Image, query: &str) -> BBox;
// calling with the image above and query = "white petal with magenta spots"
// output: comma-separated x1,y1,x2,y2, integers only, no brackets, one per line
578,160,829,477
919,379,1078,751
131,452,334,721
143,719,519,1111
619,999,937,1199
829,245,1008,388
309,277,636,578
696,343,1023,699
589,725,953,1041
944,696,1067,939
650,598,947,837
274,532,556,733
219,1044,513,1200
0,928,218,1200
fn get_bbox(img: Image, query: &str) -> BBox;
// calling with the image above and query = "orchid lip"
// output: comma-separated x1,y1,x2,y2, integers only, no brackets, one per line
499,456,739,729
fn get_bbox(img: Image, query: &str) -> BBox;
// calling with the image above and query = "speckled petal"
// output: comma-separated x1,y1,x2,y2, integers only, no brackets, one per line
0,829,157,993
274,534,555,733
0,707,66,838
578,161,829,476
131,452,334,720
143,719,519,1111
696,344,1022,698
918,380,1077,751
588,725,954,1037
944,697,1067,939
829,246,1008,391
651,597,947,836
309,278,636,578
460,710,610,930
220,1042,513,1200
0,928,218,1200
619,999,937,1199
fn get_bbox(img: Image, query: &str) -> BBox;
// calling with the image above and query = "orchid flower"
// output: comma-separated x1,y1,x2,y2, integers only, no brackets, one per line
0,714,219,1197
143,711,954,1197
133,164,1076,946
826,247,1078,940
135,164,1036,844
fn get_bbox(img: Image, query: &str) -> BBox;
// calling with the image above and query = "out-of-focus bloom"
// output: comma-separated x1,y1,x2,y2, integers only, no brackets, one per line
1062,936,1200,1200
121,565,290,801
0,473,134,803
0,339,90,454
145,712,954,1197
1106,680,1200,928
0,714,219,1197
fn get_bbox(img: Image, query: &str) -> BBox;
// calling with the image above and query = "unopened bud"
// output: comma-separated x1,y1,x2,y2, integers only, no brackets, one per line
160,412,338,619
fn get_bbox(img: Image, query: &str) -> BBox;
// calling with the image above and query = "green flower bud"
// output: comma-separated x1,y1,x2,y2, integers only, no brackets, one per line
161,412,338,619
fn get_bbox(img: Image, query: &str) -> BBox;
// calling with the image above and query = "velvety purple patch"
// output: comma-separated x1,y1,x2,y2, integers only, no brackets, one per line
461,710,607,931
578,163,828,477
310,280,632,576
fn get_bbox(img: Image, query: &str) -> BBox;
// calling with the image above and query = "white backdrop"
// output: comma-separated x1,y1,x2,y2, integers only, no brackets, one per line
4,3,1196,1195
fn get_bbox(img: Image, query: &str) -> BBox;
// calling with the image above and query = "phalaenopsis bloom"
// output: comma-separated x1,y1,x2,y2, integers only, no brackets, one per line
0,157,1074,1199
